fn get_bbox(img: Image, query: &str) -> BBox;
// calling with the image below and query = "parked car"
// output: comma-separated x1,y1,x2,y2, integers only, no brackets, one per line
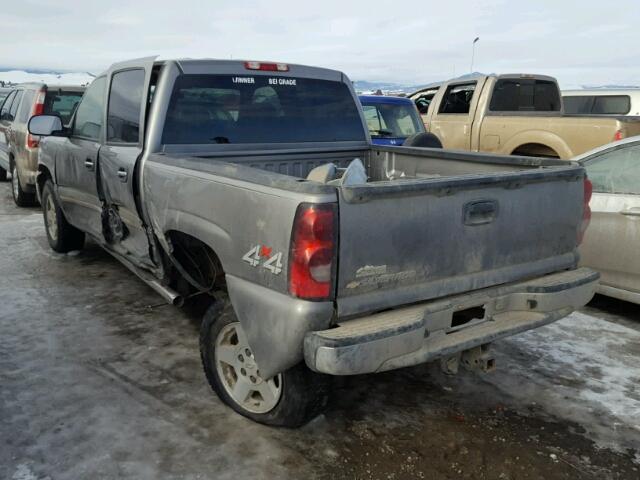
358,95,427,146
30,57,597,427
563,89,640,116
408,74,640,159
577,136,640,304
0,83,84,204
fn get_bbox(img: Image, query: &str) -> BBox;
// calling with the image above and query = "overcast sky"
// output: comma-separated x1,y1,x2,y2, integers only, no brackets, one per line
2,0,639,87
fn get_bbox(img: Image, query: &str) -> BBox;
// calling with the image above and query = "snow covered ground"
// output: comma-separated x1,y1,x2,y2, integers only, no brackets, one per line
0,70,93,86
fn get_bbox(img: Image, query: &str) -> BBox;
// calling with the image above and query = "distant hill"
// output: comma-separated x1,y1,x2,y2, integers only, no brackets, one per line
0,69,94,86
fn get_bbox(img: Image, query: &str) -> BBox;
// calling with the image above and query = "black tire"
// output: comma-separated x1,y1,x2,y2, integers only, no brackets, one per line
200,295,331,427
0,166,7,181
41,180,85,253
403,132,443,148
11,163,37,207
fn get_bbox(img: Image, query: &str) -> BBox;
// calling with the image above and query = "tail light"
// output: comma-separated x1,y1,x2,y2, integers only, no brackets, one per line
244,61,289,72
578,177,592,245
289,203,337,300
27,88,46,149
614,130,624,141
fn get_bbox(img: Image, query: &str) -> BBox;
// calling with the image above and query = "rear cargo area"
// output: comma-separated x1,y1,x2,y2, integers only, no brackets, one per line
211,145,585,318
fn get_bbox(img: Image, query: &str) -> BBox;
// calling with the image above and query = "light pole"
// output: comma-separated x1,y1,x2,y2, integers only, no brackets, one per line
470,37,480,73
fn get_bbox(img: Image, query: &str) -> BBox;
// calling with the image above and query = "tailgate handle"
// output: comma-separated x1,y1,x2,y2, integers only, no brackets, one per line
464,200,498,226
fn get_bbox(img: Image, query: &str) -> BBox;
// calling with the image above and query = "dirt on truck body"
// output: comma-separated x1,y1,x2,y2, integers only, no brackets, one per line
30,57,598,427
410,74,640,159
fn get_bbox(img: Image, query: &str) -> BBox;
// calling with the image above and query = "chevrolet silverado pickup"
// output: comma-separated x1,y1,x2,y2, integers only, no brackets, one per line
29,57,598,426
410,74,640,159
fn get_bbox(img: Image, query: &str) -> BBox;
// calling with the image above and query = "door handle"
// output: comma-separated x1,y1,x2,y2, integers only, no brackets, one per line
84,159,94,171
464,199,498,225
117,168,128,182
620,207,640,217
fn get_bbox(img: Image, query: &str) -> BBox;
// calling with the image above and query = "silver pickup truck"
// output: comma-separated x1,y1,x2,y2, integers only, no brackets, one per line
29,57,598,427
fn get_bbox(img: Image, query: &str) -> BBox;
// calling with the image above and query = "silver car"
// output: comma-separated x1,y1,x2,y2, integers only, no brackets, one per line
578,136,640,304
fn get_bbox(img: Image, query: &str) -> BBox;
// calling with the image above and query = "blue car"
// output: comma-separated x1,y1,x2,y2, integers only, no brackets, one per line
359,95,427,146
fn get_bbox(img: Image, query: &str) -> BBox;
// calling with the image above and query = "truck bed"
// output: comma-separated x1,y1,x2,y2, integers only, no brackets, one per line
163,145,585,319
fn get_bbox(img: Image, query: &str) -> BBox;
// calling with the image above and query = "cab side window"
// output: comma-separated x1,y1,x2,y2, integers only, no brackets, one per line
17,90,36,123
438,83,476,114
107,69,145,143
0,91,16,120
72,77,107,140
9,91,24,121
584,144,640,195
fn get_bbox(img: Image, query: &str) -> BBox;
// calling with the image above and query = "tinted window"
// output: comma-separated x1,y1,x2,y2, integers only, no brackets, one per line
107,69,145,143
563,96,592,114
438,83,476,114
0,91,16,119
17,90,35,123
593,95,631,114
564,95,631,115
162,74,365,144
45,90,84,125
584,144,640,195
73,77,107,140
361,102,424,138
490,79,560,112
8,90,23,120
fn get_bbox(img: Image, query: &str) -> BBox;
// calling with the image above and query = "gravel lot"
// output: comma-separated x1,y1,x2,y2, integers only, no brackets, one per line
1,181,638,480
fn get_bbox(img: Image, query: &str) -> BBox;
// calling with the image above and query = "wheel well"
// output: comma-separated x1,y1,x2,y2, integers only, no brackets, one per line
165,231,225,295
37,165,52,194
511,143,560,159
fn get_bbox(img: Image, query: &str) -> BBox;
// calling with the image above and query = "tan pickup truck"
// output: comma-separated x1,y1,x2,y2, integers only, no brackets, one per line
409,74,640,159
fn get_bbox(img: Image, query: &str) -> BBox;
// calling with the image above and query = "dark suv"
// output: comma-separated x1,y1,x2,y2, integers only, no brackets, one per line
0,83,85,205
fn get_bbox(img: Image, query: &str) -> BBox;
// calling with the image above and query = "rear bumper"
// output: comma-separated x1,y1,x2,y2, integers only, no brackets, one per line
304,267,599,375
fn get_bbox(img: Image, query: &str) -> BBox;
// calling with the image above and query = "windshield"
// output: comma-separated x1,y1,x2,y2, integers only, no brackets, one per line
162,74,366,144
45,90,84,125
361,101,424,138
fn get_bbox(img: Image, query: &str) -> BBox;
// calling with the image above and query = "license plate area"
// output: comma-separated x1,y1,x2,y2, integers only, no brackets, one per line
448,305,486,333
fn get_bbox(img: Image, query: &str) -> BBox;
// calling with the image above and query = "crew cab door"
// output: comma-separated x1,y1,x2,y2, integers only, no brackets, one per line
580,142,640,298
99,59,155,265
57,77,107,239
428,80,484,150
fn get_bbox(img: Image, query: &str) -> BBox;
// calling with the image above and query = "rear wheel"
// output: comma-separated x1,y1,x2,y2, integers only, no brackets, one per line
42,180,85,253
11,164,37,207
0,166,7,181
200,296,331,427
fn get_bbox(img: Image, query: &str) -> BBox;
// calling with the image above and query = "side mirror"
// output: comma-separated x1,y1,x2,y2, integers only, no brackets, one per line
28,115,65,136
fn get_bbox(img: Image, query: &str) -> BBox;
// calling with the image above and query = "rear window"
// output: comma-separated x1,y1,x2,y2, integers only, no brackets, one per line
45,90,84,125
162,74,365,144
563,95,631,115
489,79,560,112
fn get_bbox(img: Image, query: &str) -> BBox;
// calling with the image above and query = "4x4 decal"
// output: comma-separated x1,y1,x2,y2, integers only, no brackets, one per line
242,245,283,274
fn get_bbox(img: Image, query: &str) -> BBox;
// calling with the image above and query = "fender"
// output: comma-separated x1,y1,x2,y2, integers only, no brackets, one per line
500,130,573,159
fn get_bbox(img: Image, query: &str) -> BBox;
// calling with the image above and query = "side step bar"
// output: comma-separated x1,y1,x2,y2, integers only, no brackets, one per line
107,248,184,307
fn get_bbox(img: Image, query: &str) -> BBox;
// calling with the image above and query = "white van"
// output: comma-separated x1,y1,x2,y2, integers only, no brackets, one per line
562,89,640,116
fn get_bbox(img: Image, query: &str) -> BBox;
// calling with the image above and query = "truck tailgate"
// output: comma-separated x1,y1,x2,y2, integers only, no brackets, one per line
336,165,585,317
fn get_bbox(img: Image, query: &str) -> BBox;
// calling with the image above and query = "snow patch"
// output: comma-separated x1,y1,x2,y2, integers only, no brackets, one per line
0,70,93,86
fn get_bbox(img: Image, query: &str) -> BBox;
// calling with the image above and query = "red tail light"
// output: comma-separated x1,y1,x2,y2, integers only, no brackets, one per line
27,88,46,149
244,61,289,72
578,177,592,245
614,130,623,141
289,203,337,300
